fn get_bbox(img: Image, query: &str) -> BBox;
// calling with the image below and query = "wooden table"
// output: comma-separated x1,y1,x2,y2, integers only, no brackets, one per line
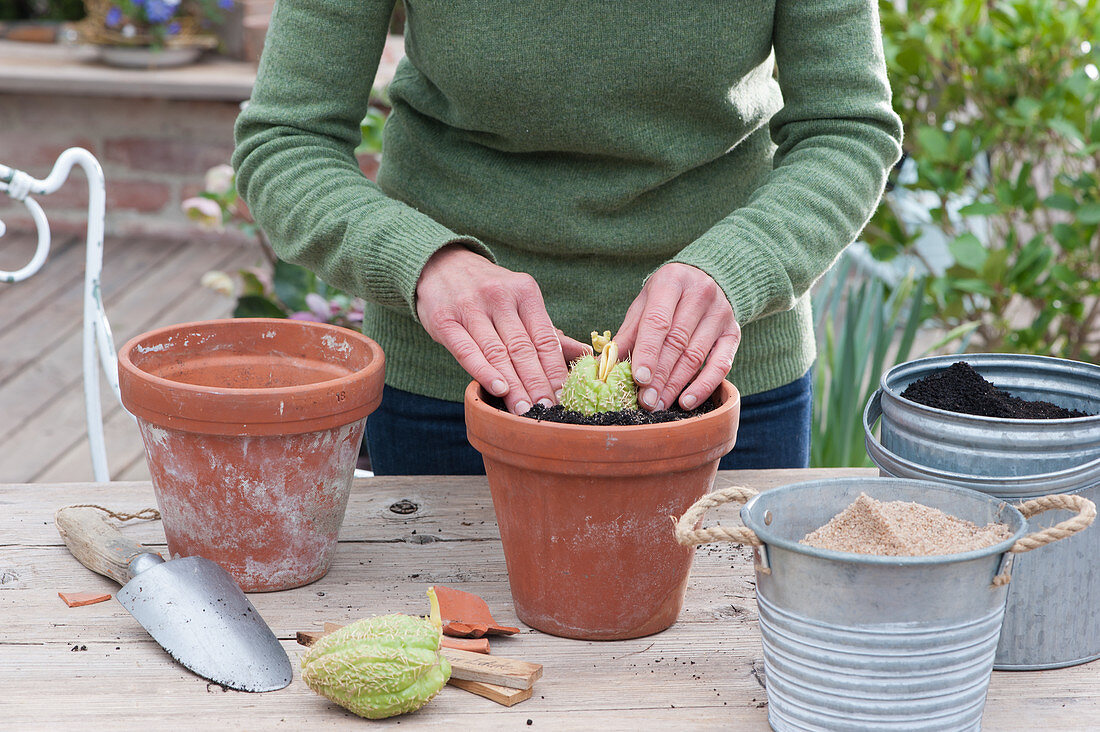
3,469,1098,730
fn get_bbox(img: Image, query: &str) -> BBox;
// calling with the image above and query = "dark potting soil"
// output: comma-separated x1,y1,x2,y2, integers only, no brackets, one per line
900,361,1093,419
485,394,717,425
523,399,716,425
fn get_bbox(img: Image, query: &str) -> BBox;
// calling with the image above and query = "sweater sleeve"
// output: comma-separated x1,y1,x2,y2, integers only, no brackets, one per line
669,0,902,325
231,0,492,317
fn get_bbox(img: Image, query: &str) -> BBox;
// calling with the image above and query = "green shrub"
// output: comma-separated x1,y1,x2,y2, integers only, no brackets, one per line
867,0,1100,362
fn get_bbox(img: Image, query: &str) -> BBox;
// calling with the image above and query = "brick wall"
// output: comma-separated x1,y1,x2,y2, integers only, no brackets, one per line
0,91,249,245
1,34,402,247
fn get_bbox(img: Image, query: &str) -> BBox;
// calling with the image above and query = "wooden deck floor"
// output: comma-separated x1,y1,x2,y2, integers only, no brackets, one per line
0,232,263,483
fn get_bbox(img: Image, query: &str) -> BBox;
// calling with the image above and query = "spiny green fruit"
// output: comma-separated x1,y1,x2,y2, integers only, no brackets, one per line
560,330,639,415
301,589,451,719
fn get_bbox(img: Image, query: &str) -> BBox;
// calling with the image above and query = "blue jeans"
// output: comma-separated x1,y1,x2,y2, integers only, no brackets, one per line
366,370,813,475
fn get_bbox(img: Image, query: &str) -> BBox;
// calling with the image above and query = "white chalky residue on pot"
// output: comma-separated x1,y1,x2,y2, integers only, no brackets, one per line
135,342,172,353
136,418,364,590
262,330,277,338
801,492,1013,556
322,333,353,354
143,424,170,447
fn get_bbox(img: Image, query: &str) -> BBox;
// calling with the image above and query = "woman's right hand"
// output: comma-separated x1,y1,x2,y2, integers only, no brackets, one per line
415,245,590,414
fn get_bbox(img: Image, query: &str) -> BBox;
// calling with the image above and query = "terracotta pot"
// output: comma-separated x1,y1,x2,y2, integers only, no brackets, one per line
118,318,384,591
465,379,740,640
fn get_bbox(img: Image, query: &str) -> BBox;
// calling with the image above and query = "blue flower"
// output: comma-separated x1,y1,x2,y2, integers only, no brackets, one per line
218,0,233,8
144,0,176,23
132,0,144,5
105,6,123,26
166,21,181,35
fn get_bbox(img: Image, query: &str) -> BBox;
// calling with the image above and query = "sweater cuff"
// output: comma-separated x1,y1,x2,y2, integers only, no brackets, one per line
352,209,494,321
669,218,790,325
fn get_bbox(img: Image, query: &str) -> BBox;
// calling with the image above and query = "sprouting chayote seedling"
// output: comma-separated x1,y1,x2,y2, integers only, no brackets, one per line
560,330,639,415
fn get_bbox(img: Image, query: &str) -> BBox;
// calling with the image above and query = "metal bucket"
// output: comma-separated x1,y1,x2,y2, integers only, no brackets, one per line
865,354,1100,669
674,478,1094,731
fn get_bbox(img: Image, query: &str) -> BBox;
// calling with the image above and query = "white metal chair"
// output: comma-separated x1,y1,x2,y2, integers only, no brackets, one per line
1,148,120,482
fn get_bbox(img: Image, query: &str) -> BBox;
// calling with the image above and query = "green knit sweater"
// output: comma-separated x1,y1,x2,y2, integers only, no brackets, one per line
233,0,902,401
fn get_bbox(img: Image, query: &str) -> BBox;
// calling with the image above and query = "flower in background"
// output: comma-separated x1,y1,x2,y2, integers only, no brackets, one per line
143,0,176,24
182,196,224,229
305,293,333,320
203,164,235,196
106,6,123,26
200,270,236,297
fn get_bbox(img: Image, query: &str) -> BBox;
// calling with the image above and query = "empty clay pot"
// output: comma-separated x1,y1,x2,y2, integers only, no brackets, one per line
118,318,384,591
465,379,740,640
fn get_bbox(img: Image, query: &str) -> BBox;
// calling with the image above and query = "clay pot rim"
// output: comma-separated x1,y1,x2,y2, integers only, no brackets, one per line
464,378,739,435
118,318,384,400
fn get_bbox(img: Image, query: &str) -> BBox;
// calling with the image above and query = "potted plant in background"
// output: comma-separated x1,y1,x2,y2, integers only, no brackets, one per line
78,0,233,67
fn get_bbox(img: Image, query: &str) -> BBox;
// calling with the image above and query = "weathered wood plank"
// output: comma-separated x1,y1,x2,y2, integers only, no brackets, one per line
34,243,256,483
0,234,81,323
0,235,179,385
0,470,876,546
0,240,254,482
1,471,1098,729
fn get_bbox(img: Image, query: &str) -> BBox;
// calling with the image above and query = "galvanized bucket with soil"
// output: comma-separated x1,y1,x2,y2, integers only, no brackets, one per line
674,477,1094,731
864,353,1100,669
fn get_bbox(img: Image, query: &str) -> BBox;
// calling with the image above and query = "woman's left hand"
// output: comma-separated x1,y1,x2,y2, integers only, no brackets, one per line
615,263,741,411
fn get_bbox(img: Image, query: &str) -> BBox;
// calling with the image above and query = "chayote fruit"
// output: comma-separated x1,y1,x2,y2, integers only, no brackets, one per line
301,590,451,719
560,331,639,415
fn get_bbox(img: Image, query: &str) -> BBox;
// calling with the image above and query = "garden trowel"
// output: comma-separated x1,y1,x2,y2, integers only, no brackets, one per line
55,505,292,692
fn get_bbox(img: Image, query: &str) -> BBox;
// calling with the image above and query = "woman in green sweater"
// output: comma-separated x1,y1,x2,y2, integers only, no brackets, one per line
233,0,902,474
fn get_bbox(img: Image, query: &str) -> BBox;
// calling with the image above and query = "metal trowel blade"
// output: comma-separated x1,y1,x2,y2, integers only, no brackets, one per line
117,556,293,692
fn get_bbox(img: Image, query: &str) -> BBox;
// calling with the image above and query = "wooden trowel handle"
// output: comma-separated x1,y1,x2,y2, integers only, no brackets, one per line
55,506,157,586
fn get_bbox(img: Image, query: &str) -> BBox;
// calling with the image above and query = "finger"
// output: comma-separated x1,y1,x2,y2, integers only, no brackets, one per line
678,330,741,410
515,290,570,395
492,309,557,410
465,317,534,414
638,294,709,411
655,311,728,410
628,279,683,390
432,320,510,398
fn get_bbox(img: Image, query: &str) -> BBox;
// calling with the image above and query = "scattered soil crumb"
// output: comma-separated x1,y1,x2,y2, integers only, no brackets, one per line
801,493,1012,556
901,362,1092,419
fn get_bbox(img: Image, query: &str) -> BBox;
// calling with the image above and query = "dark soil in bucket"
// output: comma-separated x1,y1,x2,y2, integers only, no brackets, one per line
486,395,716,425
901,361,1094,419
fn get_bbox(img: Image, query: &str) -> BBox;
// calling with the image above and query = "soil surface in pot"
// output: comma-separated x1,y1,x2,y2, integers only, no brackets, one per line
495,397,717,426
901,361,1093,419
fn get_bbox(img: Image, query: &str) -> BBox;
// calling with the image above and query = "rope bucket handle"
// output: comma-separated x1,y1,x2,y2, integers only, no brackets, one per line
672,486,1095,588
673,486,762,547
992,493,1097,586
1009,493,1096,554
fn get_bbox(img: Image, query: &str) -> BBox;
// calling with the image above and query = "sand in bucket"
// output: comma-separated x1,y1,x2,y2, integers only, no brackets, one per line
801,492,1013,556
